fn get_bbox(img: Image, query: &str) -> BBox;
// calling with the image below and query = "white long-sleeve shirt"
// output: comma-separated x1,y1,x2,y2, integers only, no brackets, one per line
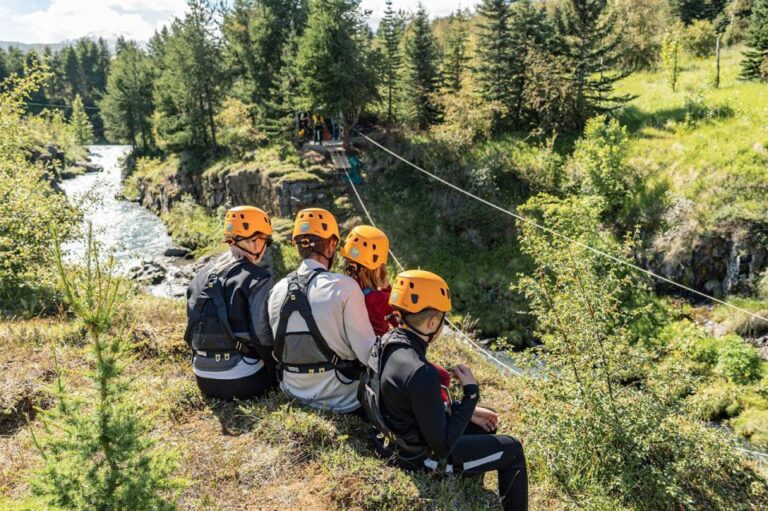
267,258,376,412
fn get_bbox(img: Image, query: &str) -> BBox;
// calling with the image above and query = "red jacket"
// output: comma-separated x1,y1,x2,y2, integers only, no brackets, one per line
361,285,452,406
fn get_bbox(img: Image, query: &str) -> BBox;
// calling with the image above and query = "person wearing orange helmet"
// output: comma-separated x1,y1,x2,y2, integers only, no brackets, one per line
267,208,376,413
361,270,528,511
184,206,277,400
340,226,454,407
339,225,398,336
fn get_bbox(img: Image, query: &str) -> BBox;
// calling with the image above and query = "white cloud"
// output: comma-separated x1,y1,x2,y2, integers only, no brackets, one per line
0,0,186,44
0,0,470,44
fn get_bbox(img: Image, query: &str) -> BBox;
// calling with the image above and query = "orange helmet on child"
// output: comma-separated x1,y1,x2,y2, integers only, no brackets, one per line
340,225,389,270
291,208,340,242
224,206,272,242
389,270,452,314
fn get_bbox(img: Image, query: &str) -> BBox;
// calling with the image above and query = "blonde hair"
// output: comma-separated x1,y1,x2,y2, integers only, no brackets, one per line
356,264,389,291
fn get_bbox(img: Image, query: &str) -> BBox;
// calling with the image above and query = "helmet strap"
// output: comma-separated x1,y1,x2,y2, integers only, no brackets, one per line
230,234,272,260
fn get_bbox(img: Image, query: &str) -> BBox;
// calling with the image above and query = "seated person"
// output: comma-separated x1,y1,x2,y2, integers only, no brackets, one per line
184,206,276,400
267,208,376,413
361,270,528,511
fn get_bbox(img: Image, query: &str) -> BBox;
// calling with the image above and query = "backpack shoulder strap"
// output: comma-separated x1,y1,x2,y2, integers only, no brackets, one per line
274,268,340,365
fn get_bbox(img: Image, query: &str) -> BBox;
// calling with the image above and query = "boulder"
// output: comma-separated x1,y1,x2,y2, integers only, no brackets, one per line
163,246,192,258
127,261,167,285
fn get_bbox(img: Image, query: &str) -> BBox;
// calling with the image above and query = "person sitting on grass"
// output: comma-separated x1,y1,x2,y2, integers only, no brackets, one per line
267,208,375,414
361,269,528,511
184,206,277,400
340,225,454,407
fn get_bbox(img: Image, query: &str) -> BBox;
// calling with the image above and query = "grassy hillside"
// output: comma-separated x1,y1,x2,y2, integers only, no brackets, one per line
616,45,768,228
0,295,563,510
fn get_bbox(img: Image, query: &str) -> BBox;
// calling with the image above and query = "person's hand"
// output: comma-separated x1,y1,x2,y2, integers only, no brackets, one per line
452,364,477,386
471,406,499,432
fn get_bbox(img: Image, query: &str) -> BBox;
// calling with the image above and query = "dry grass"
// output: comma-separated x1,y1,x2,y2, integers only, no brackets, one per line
0,294,560,510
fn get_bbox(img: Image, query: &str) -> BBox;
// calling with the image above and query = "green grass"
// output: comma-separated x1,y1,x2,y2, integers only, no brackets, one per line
615,45,768,228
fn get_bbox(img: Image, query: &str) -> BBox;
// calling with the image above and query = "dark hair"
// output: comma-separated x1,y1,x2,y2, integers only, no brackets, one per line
403,308,444,329
296,235,334,260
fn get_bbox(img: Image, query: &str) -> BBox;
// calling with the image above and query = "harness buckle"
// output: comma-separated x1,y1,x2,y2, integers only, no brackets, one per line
224,353,230,361
215,354,221,362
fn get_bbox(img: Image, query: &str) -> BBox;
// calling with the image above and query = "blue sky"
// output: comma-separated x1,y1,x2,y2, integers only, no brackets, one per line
0,1,470,44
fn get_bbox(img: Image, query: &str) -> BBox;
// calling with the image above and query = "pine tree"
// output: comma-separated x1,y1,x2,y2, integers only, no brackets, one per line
152,0,225,150
295,0,378,150
377,0,405,127
475,0,515,128
100,39,156,150
509,0,553,125
554,0,631,129
30,226,183,510
443,8,469,93
70,94,94,145
740,0,768,81
404,3,442,130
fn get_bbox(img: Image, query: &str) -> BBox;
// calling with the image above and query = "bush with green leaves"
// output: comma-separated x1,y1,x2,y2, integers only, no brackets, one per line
684,19,717,57
29,226,184,510
514,193,768,510
161,195,223,255
715,334,763,385
565,115,633,218
0,66,80,314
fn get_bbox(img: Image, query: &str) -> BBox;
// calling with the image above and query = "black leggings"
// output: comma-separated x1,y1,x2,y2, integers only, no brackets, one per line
195,369,274,400
449,431,528,511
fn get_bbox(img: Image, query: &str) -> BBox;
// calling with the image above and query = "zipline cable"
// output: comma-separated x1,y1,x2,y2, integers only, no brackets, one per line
342,166,524,376
354,130,768,325
23,101,100,111
344,139,768,461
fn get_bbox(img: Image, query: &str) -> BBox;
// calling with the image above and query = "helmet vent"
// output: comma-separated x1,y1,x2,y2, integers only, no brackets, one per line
319,214,324,219
373,244,377,250
399,280,404,285
440,288,445,296
363,242,368,247
372,255,379,263
409,282,414,289
243,222,249,230
354,237,359,242
322,223,328,231
309,213,314,217
240,214,245,219
410,294,419,304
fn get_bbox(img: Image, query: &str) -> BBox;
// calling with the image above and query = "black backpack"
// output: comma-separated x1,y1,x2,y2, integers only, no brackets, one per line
360,335,429,460
273,269,364,382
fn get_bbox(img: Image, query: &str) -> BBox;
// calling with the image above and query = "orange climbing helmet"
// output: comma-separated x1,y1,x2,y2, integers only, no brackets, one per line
340,225,389,270
224,206,273,242
389,270,452,314
291,208,340,241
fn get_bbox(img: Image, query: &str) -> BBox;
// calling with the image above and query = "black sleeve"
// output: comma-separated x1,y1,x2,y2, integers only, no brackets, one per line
407,365,479,458
248,276,274,347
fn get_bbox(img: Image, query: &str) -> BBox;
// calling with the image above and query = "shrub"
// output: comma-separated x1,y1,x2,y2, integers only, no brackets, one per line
29,226,184,510
682,93,733,127
215,98,267,157
161,195,223,254
0,66,80,313
687,380,743,421
732,408,768,449
684,19,717,58
716,335,763,385
515,197,768,509
565,116,633,217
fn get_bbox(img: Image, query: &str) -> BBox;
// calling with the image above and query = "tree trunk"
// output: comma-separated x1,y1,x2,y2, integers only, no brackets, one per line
342,112,352,152
714,35,721,89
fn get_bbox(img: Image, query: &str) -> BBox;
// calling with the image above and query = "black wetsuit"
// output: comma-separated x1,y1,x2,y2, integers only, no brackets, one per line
379,328,528,511
186,257,277,399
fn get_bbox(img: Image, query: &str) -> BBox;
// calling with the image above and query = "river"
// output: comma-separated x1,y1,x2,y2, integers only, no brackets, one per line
59,145,185,297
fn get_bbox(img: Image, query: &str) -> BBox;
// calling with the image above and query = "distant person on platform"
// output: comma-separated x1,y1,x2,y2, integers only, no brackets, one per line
268,208,376,414
184,206,276,400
